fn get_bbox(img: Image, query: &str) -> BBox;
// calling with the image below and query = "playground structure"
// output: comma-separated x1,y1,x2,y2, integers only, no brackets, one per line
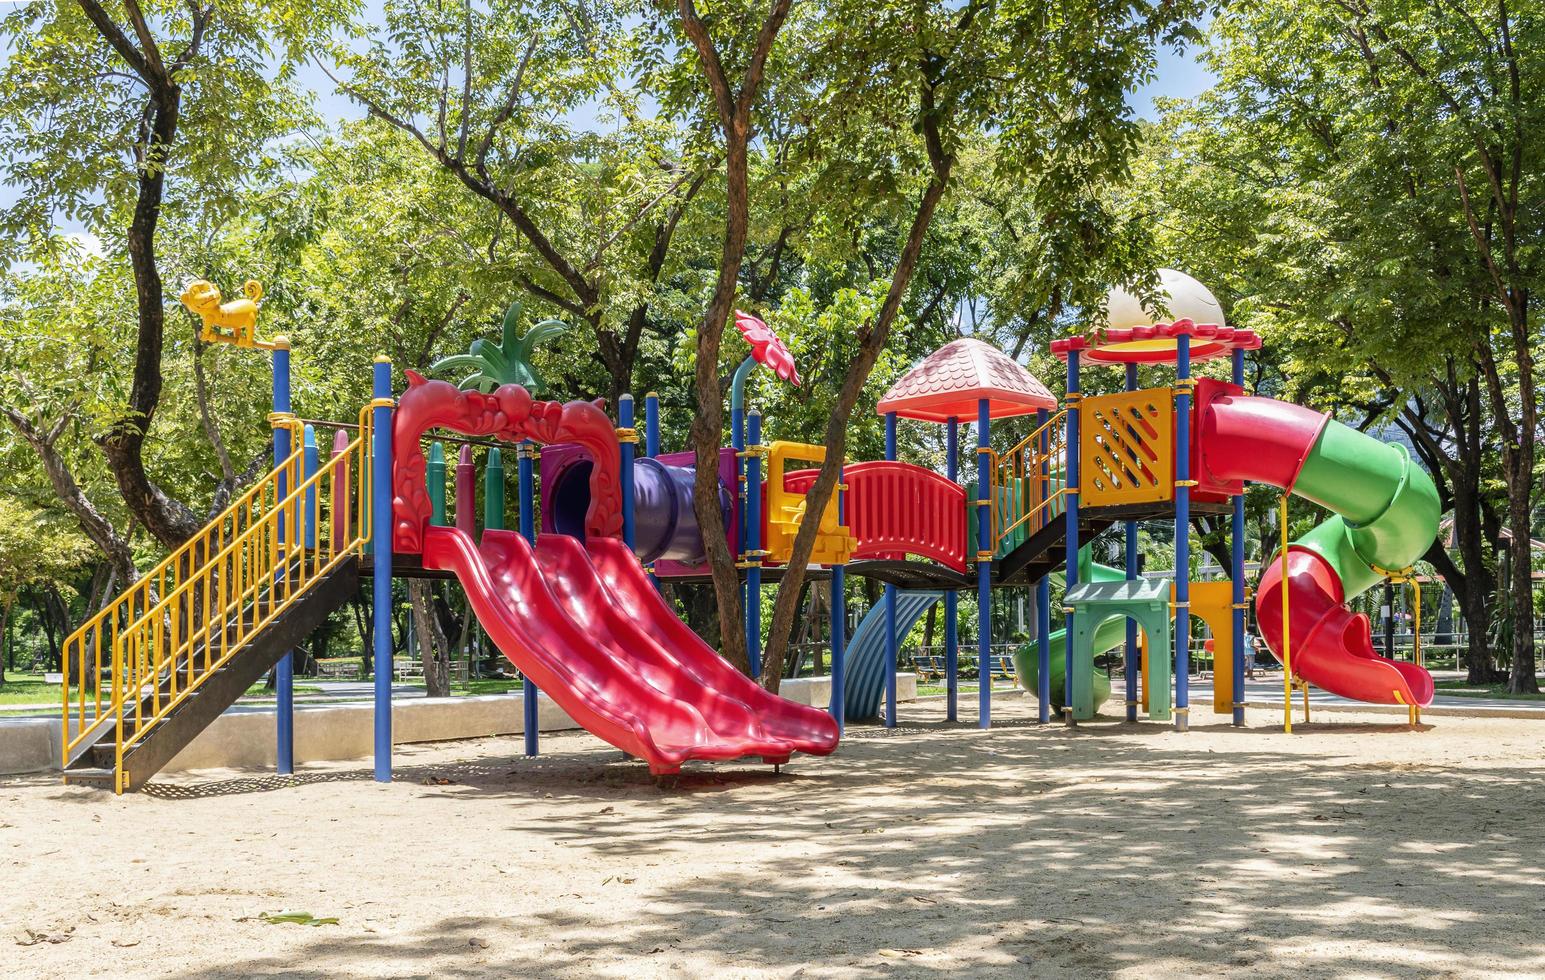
55,271,1441,793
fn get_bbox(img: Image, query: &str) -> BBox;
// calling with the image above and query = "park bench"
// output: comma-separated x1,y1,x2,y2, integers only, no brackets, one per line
316,660,360,680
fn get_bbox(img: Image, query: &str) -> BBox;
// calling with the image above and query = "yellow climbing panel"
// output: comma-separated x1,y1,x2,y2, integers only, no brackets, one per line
1080,388,1174,507
763,441,856,566
1139,580,1237,714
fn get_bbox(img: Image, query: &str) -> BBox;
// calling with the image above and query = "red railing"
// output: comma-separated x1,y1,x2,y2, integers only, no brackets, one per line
782,460,967,571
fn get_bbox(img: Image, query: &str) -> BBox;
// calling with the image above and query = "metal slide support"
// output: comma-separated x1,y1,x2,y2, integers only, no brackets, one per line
1063,351,1081,725
884,411,899,728
976,398,993,729
1230,348,1247,726
620,395,636,551
1175,333,1193,732
371,356,394,782
1125,362,1140,723
830,464,847,734
944,417,960,722
518,439,539,756
273,341,294,774
1035,407,1051,724
745,410,764,680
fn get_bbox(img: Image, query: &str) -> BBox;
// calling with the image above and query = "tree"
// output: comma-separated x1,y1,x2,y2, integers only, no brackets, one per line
0,0,353,555
658,0,1202,684
326,0,710,406
0,498,94,682
1139,0,1540,686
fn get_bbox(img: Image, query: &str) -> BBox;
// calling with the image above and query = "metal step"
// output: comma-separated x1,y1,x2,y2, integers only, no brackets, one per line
64,557,359,792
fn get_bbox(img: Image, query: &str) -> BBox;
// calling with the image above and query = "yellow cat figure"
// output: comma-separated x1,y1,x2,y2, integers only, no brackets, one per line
180,279,264,347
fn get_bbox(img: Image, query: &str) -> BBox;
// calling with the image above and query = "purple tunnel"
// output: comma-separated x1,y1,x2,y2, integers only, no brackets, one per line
541,446,737,567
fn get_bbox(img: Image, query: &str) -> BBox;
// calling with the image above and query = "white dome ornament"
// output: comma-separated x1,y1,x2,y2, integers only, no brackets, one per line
1104,269,1225,329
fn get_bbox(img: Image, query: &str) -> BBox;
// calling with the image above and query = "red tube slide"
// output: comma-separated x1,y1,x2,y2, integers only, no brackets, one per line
1199,392,1437,707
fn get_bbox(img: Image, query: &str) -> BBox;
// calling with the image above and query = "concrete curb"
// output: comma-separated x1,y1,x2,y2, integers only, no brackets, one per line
0,693,581,776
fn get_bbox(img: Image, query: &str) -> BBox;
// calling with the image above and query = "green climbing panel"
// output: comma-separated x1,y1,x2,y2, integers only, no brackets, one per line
1064,577,1173,721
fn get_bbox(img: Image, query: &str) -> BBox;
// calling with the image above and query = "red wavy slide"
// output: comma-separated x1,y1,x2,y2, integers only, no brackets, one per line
421,525,840,774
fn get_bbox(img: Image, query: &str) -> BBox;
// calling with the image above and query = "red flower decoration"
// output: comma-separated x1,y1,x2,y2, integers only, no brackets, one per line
734,309,801,387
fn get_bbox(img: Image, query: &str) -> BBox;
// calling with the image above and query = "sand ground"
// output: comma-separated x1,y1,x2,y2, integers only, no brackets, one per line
4,695,1544,978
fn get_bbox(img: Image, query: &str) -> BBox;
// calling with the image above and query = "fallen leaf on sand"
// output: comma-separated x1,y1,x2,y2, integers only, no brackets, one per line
254,911,339,927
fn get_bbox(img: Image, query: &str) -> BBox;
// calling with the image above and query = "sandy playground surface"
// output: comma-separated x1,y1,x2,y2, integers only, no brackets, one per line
4,694,1545,978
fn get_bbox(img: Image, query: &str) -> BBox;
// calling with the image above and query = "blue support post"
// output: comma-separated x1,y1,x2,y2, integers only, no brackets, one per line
1124,362,1140,723
884,411,899,728
272,341,294,775
731,356,756,619
518,440,539,756
976,398,993,729
1035,407,1051,724
1231,348,1247,726
371,356,393,783
1063,350,1081,724
643,391,661,590
745,409,764,680
1175,333,1193,731
829,463,847,734
644,391,660,458
944,417,960,722
620,394,636,552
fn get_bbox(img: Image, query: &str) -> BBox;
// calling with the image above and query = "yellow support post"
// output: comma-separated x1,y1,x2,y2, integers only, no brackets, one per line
1280,493,1293,734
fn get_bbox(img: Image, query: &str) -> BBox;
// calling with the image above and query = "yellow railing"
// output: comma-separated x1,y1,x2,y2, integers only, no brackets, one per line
61,409,374,789
991,410,1070,552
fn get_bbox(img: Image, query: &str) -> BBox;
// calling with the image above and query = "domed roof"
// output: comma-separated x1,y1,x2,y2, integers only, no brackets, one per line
878,338,1058,423
1050,269,1261,367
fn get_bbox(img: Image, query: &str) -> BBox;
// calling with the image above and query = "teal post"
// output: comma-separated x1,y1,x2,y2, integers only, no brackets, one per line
485,447,505,532
427,442,447,526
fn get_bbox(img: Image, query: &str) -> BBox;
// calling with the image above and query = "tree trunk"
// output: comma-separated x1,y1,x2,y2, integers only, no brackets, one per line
408,580,451,697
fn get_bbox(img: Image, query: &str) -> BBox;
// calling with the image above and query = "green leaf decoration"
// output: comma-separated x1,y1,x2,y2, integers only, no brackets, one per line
430,300,568,395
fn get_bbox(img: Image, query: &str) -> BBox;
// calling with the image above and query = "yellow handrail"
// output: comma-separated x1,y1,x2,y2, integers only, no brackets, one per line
61,433,304,761
61,410,371,789
991,410,1069,552
111,432,370,780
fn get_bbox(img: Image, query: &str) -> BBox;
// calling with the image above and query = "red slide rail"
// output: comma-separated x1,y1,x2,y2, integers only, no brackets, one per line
783,460,966,571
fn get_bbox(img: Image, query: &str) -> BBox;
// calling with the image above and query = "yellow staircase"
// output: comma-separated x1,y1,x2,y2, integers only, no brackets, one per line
60,412,375,793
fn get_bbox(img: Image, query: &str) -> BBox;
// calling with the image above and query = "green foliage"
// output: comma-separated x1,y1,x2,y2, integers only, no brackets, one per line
431,302,568,395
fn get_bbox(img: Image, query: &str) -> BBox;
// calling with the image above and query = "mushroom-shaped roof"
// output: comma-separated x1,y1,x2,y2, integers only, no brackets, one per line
1051,320,1262,366
878,338,1058,423
1050,269,1262,367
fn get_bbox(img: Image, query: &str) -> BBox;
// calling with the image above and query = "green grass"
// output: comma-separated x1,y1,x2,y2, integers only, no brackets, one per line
0,673,62,706
1421,673,1545,698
